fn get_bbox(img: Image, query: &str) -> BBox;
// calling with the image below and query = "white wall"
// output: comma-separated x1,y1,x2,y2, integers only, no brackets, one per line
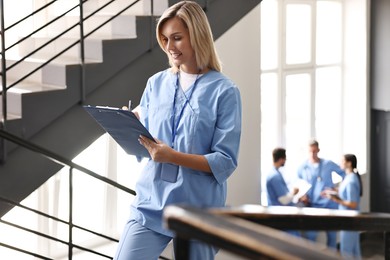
343,0,370,212
215,6,262,207
214,8,261,260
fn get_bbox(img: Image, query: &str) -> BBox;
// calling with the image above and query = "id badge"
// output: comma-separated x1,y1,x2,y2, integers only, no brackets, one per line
161,163,179,183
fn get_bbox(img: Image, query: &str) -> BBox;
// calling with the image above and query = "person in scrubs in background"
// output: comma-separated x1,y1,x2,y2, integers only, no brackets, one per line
266,147,299,206
114,1,242,259
324,154,362,259
266,147,301,237
296,139,345,248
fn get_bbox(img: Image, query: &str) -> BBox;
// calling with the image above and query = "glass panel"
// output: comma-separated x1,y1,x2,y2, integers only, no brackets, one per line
0,197,39,257
261,0,278,70
116,145,146,233
285,73,311,177
285,3,312,65
260,73,278,205
315,67,342,161
316,1,342,65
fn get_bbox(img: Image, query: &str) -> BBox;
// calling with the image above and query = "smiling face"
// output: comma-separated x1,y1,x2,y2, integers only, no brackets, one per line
160,17,197,74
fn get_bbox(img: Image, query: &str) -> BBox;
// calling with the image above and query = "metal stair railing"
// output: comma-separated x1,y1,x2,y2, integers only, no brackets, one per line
0,128,135,259
0,128,173,260
0,0,153,163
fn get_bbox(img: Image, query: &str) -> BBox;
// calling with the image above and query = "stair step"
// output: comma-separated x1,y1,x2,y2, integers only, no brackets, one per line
18,37,104,61
83,0,168,16
4,58,67,86
0,81,63,118
38,15,137,39
3,56,101,87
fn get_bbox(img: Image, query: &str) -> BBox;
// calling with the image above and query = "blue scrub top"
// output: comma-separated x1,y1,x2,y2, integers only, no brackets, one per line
266,167,293,206
338,173,361,211
130,69,242,236
297,159,345,208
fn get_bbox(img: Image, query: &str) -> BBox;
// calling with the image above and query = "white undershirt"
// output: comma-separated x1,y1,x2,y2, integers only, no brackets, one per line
179,70,201,92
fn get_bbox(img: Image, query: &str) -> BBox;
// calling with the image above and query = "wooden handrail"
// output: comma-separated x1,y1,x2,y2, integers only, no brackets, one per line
164,205,342,260
210,205,390,231
210,204,390,259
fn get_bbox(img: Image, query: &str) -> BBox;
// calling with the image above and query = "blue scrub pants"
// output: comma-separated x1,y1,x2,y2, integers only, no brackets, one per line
304,230,337,249
340,231,361,259
114,219,217,260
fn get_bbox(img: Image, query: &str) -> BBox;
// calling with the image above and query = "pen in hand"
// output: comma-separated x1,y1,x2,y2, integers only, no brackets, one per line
124,100,140,120
122,100,132,111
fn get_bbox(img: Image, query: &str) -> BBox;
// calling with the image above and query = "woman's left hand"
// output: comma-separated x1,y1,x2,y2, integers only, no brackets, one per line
138,135,174,163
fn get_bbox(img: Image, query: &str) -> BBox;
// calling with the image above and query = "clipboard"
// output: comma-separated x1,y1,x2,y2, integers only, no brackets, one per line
291,179,312,204
83,105,155,158
323,190,341,200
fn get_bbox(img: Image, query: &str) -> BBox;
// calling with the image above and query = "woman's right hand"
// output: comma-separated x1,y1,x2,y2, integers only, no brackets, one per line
122,105,141,120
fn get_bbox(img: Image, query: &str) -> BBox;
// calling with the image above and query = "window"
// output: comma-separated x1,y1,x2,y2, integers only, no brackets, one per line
260,0,368,204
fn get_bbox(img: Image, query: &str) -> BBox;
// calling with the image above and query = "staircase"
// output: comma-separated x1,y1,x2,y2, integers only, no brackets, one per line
1,0,167,152
0,0,262,217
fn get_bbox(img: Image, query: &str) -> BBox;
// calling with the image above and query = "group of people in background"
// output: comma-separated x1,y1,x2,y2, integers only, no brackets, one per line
266,139,363,259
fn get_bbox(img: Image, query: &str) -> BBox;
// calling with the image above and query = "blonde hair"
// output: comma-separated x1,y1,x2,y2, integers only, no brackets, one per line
156,1,221,72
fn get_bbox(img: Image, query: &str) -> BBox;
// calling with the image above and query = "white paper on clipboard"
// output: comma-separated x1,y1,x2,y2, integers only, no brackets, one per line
292,179,312,203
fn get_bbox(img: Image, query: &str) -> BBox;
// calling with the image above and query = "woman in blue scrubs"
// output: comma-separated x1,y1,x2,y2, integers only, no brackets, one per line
325,154,362,259
114,1,242,259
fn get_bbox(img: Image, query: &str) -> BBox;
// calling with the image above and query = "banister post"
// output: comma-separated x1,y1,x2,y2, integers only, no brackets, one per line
150,0,154,51
0,0,7,164
174,237,190,260
79,0,86,103
68,167,74,260
385,231,390,260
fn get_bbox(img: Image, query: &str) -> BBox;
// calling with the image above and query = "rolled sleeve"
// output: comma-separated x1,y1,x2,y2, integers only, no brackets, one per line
205,87,242,185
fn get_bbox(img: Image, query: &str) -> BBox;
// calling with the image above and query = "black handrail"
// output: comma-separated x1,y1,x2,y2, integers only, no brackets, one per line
0,0,142,92
2,0,143,94
0,0,7,162
0,196,118,242
79,0,86,102
4,0,59,32
0,119,181,259
0,130,134,259
0,129,135,195
0,219,113,259
83,0,141,39
4,1,80,53
4,25,83,92
5,2,85,66
0,241,52,260
0,0,154,163
68,168,73,260
0,1,152,258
